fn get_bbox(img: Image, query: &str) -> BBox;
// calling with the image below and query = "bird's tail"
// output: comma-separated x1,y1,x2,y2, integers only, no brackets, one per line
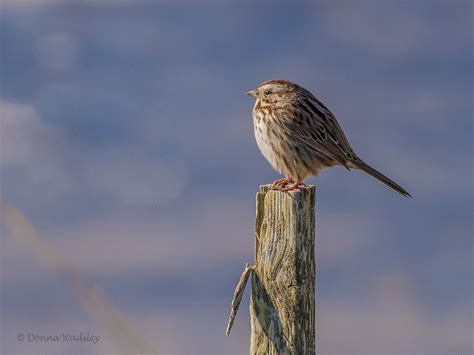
350,159,411,197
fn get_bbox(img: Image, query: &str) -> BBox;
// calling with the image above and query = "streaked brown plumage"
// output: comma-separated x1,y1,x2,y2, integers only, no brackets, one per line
247,80,411,197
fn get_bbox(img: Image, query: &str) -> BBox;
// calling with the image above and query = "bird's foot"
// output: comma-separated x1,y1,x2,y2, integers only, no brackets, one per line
271,177,292,190
277,179,307,192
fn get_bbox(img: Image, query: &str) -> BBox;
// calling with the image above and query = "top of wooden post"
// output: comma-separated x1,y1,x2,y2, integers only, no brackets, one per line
258,184,315,196
259,184,315,190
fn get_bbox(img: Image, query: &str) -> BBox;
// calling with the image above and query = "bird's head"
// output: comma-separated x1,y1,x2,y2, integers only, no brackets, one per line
246,80,299,108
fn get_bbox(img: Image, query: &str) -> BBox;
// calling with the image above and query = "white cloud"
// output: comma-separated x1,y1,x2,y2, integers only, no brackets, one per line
36,32,77,73
317,213,375,267
384,153,468,195
0,0,62,8
1,0,135,9
318,3,467,62
0,99,188,209
318,271,472,354
0,101,57,167
84,155,188,207
0,101,74,206
53,199,252,276
1,194,252,286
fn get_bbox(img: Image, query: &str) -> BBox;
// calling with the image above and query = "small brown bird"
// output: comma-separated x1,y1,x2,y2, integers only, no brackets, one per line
247,80,410,197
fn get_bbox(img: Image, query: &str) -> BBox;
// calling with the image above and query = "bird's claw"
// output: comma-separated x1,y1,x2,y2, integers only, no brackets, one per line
272,179,306,192
271,177,292,190
278,184,308,192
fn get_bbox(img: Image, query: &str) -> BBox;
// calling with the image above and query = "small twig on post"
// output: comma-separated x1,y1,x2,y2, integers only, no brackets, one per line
226,263,253,335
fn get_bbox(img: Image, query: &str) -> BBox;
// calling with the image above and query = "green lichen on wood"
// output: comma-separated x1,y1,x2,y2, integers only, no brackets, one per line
250,185,316,355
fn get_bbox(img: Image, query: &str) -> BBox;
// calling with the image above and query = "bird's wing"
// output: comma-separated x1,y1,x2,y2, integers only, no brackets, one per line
283,94,357,169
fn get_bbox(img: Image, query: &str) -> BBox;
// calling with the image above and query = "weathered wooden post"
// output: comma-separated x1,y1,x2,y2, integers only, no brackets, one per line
227,184,316,354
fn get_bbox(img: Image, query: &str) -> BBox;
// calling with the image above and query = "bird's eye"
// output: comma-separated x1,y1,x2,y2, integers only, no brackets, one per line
264,89,273,96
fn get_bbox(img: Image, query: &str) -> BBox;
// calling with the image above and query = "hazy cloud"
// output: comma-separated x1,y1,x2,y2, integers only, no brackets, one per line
36,32,78,73
318,271,472,354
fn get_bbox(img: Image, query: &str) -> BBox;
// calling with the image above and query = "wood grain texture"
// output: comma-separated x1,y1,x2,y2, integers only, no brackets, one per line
250,184,316,355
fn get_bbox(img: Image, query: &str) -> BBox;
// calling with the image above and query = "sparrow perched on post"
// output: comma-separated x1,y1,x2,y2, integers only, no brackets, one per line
247,80,410,197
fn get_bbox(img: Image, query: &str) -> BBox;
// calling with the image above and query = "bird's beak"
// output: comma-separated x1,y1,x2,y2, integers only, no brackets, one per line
246,90,257,97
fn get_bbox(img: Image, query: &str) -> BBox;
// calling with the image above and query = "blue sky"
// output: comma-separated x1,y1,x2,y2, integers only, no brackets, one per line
1,1,472,354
